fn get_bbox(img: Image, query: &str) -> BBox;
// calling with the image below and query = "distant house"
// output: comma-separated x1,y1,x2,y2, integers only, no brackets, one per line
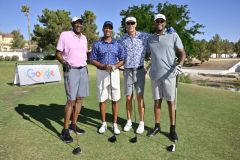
0,33,14,51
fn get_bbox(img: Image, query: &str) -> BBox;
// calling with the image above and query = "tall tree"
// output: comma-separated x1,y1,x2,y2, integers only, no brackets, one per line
157,2,204,61
194,39,210,63
21,5,31,50
11,30,25,49
234,39,240,57
222,39,234,58
208,34,223,58
32,9,71,54
81,10,99,49
120,4,154,34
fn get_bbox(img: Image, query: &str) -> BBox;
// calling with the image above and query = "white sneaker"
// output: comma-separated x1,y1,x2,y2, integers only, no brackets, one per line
113,123,121,135
136,121,145,134
123,120,132,132
98,122,107,134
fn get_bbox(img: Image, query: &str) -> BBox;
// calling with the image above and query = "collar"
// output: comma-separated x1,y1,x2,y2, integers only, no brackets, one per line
70,30,82,38
101,37,116,44
155,28,167,36
127,31,140,38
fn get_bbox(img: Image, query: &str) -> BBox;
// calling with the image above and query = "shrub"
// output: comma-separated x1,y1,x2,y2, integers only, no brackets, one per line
0,56,4,61
4,56,11,61
179,74,192,84
44,54,55,60
11,55,19,61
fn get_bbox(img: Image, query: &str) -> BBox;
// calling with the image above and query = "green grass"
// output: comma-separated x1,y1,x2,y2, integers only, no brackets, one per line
1,61,240,160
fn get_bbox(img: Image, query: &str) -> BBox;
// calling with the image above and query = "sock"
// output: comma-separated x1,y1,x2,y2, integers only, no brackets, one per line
155,123,160,129
170,125,176,133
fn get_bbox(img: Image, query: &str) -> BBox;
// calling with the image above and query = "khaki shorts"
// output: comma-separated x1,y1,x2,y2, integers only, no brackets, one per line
96,69,121,102
151,77,176,101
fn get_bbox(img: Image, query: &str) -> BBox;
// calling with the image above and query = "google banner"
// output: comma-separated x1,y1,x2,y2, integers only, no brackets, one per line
14,64,61,86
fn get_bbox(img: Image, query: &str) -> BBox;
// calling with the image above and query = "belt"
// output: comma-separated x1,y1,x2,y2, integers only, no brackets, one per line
126,66,144,71
71,66,86,69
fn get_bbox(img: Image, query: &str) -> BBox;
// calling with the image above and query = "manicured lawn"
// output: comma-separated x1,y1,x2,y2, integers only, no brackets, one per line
1,61,239,160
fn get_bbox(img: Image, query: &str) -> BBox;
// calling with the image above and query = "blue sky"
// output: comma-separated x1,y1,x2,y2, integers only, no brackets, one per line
0,0,239,42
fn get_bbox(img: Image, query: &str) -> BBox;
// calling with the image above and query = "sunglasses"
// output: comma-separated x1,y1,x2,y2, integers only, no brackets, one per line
155,19,165,24
126,22,135,25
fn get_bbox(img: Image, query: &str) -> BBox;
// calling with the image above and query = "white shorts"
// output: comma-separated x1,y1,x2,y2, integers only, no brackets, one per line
151,77,176,101
96,69,121,102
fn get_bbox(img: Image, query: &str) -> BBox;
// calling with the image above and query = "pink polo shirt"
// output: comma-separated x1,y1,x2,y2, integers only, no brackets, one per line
56,31,88,67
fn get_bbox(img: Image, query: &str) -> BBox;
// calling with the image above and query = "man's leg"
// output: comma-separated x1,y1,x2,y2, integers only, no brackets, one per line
69,98,85,134
112,101,119,123
112,101,120,134
136,94,145,134
61,100,74,143
167,101,178,141
72,98,83,124
100,102,107,122
125,95,132,120
64,100,74,129
98,102,107,133
148,99,162,137
137,94,145,122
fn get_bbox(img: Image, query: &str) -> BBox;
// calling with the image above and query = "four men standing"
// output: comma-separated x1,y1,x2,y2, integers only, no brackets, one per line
56,13,185,142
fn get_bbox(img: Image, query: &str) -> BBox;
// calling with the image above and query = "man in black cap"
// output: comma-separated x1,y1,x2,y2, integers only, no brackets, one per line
90,21,124,134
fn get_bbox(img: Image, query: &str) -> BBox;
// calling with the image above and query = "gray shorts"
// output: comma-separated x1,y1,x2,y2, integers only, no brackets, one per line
64,67,89,100
124,68,145,96
151,77,176,101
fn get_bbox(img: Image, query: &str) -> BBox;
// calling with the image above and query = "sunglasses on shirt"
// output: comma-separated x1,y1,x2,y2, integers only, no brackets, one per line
155,19,165,24
126,22,136,25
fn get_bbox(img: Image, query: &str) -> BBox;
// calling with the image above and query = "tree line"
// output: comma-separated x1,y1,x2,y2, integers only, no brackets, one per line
9,2,240,62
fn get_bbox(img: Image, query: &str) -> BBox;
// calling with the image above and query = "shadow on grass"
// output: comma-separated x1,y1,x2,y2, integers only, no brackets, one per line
15,103,169,143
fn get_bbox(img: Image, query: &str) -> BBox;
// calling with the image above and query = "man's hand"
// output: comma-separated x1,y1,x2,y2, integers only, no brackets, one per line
63,61,71,72
111,65,116,72
174,65,183,76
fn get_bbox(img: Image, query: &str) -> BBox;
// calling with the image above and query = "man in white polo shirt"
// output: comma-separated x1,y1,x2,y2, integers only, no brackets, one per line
56,16,89,143
146,13,186,141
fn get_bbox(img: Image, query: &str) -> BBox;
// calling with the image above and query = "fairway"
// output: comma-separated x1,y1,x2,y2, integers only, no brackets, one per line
1,61,240,160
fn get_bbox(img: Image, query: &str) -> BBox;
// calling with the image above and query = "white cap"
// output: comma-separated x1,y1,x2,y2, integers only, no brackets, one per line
154,14,166,21
125,17,136,23
71,16,82,23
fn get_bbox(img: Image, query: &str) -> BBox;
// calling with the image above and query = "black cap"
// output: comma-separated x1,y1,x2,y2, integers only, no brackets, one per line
103,21,113,29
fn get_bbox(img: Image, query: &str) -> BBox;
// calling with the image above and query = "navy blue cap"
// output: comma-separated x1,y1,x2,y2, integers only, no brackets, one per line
103,21,113,29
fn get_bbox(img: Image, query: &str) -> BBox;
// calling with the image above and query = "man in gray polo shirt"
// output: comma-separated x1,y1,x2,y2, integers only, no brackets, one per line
146,13,186,141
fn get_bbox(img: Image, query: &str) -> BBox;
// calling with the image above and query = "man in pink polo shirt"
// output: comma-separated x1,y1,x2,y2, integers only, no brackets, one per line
56,16,89,143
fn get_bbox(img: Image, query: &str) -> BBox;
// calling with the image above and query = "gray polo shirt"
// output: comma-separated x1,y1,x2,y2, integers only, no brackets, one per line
147,31,184,80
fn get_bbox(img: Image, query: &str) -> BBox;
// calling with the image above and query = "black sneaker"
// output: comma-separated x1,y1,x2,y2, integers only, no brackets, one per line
60,129,73,143
170,131,178,141
69,123,85,135
148,127,161,137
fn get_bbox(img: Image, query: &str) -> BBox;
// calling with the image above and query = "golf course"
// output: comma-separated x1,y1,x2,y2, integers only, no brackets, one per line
1,61,239,160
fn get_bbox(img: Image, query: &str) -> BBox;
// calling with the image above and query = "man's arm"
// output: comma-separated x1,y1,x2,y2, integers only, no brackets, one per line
177,48,186,66
55,50,65,64
56,50,71,72
91,60,106,70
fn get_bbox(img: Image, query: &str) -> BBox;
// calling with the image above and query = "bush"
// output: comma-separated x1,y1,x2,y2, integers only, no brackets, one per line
44,54,56,60
11,55,19,61
0,56,4,61
179,74,192,84
4,56,11,61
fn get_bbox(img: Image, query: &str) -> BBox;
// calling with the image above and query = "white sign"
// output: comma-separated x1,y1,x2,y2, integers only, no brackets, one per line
14,64,62,86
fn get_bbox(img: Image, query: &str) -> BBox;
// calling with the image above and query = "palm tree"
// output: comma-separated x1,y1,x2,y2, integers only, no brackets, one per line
21,5,31,51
